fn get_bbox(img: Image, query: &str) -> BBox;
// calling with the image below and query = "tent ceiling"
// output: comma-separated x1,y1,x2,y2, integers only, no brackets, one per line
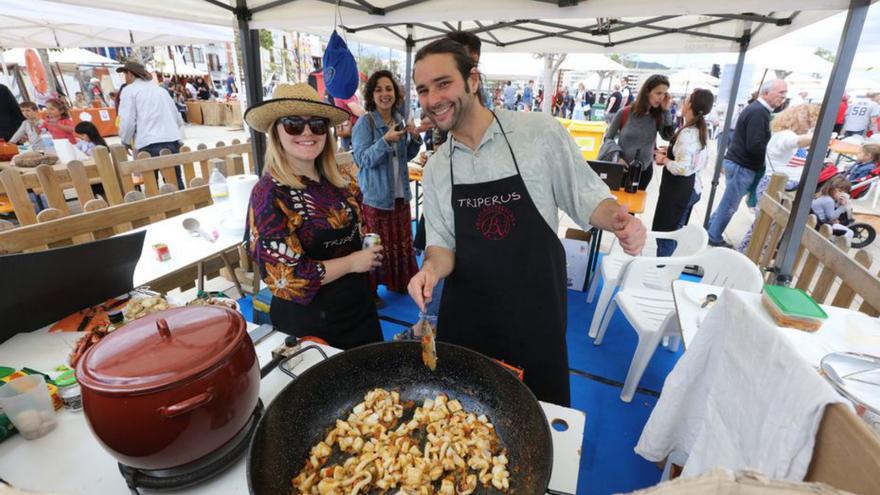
0,0,232,49
61,0,873,54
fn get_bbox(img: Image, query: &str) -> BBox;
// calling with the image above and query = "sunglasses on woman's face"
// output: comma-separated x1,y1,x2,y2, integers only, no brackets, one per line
279,116,329,136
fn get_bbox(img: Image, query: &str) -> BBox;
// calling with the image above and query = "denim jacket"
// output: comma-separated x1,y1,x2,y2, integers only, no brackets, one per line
352,111,421,210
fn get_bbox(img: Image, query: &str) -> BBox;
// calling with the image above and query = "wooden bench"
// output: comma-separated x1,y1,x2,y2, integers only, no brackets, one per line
746,173,880,315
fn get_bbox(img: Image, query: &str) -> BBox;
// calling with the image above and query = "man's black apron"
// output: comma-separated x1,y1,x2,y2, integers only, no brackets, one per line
438,113,570,406
270,188,382,350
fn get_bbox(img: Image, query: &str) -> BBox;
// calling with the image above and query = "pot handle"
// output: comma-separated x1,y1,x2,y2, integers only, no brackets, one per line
158,388,215,419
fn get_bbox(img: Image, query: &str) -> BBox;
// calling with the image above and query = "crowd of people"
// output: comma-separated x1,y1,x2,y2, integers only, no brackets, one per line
2,32,879,405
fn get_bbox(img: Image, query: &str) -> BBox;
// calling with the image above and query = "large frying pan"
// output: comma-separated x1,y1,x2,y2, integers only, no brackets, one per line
248,340,553,494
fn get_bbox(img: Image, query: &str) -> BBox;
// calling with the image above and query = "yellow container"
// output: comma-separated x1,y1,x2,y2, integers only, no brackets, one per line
568,120,607,161
556,117,572,128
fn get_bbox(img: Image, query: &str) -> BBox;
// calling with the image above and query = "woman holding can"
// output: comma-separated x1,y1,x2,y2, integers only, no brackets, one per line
352,70,422,296
244,83,384,349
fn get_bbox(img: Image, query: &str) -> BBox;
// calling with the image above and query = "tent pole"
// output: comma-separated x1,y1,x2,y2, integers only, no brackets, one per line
236,0,266,174
404,24,414,119
703,27,750,228
773,0,870,284
0,49,10,86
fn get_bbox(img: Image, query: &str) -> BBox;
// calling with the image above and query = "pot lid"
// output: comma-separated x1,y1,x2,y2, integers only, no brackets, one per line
77,306,247,394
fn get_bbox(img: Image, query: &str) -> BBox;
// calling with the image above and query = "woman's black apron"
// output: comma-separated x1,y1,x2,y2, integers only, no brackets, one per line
270,187,381,350
652,134,696,233
438,113,570,406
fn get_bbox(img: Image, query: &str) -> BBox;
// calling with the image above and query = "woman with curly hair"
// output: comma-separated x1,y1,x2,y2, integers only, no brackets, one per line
244,83,384,349
352,70,422,296
738,103,820,251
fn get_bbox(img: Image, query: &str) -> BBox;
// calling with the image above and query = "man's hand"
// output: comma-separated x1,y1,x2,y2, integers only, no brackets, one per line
408,266,440,313
610,204,647,255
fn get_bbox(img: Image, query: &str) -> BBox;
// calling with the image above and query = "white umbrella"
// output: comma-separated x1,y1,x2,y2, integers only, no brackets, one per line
668,68,720,95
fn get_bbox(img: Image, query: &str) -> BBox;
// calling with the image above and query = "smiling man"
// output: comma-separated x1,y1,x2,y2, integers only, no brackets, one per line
408,39,647,406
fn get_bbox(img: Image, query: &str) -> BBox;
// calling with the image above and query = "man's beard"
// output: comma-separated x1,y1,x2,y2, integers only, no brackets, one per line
428,90,473,133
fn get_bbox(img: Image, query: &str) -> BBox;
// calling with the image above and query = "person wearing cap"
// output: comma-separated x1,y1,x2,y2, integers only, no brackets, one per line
244,83,384,349
116,60,185,189
87,77,106,106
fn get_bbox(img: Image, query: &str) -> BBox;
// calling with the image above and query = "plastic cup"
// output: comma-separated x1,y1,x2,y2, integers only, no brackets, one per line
0,375,57,440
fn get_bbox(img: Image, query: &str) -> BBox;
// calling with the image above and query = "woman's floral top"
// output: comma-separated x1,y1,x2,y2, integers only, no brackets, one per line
247,173,364,304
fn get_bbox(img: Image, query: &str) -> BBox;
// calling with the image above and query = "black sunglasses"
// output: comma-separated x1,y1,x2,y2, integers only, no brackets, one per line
279,116,329,136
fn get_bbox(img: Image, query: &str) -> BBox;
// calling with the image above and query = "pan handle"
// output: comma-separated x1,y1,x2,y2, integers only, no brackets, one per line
278,345,329,380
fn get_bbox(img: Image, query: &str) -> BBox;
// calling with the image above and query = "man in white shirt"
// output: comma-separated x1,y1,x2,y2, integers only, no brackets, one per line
116,61,185,188
408,39,646,406
842,95,879,137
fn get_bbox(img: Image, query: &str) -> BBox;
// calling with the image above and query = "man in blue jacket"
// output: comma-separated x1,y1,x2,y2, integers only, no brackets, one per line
708,79,788,248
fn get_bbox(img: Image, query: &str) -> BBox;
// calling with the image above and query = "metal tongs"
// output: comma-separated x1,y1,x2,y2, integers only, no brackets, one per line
416,312,438,371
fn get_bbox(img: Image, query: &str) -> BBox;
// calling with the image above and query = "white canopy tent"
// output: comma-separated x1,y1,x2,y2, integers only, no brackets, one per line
667,68,720,95
0,48,119,67
63,0,842,54
56,0,879,282
0,0,232,49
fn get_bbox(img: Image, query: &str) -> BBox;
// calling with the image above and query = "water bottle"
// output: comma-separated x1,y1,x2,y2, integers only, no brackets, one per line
209,165,228,203
40,129,55,155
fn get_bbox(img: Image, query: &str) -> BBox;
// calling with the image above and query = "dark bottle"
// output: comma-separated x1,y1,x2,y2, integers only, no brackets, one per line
625,149,643,193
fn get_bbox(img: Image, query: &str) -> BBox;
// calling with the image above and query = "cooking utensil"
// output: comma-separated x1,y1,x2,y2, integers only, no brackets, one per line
77,306,259,470
182,217,216,243
416,312,438,370
248,341,553,494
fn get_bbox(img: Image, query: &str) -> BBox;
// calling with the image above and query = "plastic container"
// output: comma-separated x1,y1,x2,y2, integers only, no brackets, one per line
0,375,57,440
54,371,83,412
208,165,228,203
761,284,828,332
567,120,607,161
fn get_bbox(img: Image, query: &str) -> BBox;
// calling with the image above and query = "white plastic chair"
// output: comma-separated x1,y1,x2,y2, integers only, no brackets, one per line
587,224,709,340
595,247,763,402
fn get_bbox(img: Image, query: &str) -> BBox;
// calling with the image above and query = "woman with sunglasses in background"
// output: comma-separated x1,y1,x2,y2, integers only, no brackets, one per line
352,70,423,301
243,83,384,349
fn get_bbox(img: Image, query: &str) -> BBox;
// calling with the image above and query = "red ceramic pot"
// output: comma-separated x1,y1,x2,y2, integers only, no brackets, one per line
76,306,259,470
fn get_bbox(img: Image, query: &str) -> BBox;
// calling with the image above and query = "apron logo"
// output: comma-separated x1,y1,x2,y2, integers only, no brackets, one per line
475,205,516,240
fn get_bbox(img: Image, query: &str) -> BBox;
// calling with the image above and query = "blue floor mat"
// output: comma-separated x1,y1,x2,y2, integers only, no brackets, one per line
376,286,420,340
566,284,682,394
570,373,662,495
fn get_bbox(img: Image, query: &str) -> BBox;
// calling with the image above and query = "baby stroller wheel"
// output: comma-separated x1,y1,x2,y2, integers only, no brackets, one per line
850,223,876,249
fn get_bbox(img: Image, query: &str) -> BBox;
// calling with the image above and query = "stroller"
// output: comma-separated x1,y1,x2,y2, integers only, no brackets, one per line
814,162,879,248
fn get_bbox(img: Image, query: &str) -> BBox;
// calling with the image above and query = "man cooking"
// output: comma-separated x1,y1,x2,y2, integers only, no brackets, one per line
408,39,647,406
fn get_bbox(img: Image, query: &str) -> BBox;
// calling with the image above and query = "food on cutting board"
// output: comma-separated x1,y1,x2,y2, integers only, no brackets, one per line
291,388,510,494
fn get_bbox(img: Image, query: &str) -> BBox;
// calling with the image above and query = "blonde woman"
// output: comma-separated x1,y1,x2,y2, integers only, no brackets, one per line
244,83,384,349
749,103,820,207
739,103,820,251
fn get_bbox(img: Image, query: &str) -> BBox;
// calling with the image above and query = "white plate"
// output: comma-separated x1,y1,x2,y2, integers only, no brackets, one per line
842,314,880,355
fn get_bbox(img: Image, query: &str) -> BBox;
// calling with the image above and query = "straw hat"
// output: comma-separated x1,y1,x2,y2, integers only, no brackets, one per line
244,83,351,134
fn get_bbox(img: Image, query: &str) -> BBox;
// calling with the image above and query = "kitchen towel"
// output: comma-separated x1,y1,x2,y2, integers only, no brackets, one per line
635,290,848,480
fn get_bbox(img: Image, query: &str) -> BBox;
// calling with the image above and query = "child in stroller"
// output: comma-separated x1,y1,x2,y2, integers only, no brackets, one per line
844,142,880,187
811,176,855,244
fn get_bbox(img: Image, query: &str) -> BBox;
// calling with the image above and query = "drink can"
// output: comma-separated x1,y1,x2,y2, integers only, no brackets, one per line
362,233,381,250
152,243,171,261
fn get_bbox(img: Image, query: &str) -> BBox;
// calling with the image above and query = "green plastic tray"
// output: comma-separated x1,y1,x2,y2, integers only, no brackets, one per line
763,284,828,320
